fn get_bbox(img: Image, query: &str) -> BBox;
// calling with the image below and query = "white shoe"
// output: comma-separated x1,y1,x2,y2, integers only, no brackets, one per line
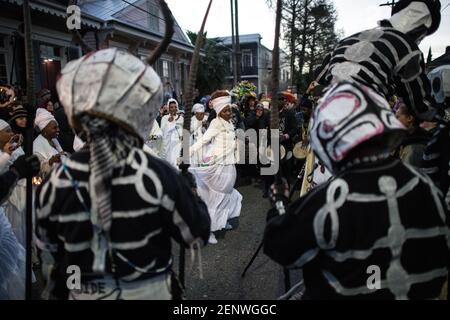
224,222,233,231
208,233,218,244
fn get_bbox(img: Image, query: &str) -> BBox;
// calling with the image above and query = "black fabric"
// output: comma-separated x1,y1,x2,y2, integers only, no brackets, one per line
35,148,211,298
54,107,75,154
316,27,440,122
0,170,18,205
279,108,297,149
264,159,449,299
421,124,450,195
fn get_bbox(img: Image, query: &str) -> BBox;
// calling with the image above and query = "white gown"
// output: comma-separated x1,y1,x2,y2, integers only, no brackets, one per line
189,118,242,232
0,148,26,247
33,134,66,177
145,120,163,156
0,207,26,300
190,115,211,166
160,115,183,168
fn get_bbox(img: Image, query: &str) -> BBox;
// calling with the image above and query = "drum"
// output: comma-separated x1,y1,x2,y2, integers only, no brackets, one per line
293,141,308,159
265,145,286,161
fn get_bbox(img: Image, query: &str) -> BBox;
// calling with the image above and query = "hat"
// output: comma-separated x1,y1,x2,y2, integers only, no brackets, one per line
212,95,232,116
0,119,10,131
256,103,264,111
34,107,57,131
56,48,163,141
9,104,27,121
392,0,441,35
310,81,406,173
192,103,205,114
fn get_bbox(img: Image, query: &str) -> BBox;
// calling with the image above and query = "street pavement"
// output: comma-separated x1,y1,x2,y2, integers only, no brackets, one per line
174,183,298,300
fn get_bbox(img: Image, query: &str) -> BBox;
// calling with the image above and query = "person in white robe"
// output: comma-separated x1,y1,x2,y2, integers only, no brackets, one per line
33,108,66,178
160,98,183,168
189,93,242,244
190,103,210,166
0,123,26,299
145,119,163,156
0,120,26,246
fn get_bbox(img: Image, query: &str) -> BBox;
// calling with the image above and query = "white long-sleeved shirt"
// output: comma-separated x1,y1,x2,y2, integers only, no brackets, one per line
33,135,66,177
190,117,236,165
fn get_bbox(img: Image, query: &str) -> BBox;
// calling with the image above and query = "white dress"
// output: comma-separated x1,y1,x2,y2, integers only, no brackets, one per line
160,115,184,168
0,208,26,300
33,134,66,177
145,120,163,156
190,115,211,166
0,151,26,300
189,118,242,232
1,148,26,247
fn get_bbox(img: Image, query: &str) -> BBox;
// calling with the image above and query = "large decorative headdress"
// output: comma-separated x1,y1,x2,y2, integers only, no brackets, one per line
310,81,406,173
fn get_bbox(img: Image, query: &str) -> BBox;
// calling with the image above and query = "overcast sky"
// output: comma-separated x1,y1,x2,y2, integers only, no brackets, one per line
166,0,450,58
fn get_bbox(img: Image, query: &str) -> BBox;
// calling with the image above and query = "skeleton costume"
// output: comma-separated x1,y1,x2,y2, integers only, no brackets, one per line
316,0,446,123
264,82,450,299
189,95,242,238
35,48,211,300
160,98,184,168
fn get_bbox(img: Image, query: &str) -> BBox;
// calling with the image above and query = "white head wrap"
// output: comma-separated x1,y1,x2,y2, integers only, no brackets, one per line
56,48,163,141
192,103,205,114
0,119,10,131
388,2,432,43
212,95,232,116
35,108,57,131
167,98,179,111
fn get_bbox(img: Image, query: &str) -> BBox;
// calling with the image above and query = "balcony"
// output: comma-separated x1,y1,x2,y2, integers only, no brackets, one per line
241,65,258,76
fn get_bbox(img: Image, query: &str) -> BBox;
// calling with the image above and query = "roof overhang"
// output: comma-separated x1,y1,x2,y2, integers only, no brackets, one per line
4,0,103,29
107,18,202,56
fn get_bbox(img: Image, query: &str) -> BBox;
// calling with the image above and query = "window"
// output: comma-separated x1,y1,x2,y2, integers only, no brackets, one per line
162,60,169,78
148,2,160,32
242,50,252,67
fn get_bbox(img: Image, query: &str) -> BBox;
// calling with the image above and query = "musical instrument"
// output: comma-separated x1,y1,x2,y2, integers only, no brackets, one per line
293,141,308,159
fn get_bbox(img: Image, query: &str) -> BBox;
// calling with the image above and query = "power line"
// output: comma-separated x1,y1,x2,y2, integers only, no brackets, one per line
379,0,397,14
442,2,450,12
120,0,168,23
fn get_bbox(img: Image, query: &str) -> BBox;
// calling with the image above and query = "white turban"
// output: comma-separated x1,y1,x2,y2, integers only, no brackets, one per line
212,95,231,116
0,119,10,131
192,103,205,114
167,98,179,110
35,108,56,131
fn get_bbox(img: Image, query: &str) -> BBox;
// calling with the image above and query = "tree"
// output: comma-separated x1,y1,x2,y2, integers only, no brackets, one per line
266,0,340,92
186,31,228,95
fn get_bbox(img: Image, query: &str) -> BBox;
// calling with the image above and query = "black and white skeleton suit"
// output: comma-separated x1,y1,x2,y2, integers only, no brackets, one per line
264,82,450,299
316,0,448,123
35,48,211,300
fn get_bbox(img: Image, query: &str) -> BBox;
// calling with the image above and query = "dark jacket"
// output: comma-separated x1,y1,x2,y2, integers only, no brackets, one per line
264,159,449,299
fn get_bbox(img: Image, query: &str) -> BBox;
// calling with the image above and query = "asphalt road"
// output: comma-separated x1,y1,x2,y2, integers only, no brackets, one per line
174,182,297,300
32,181,302,300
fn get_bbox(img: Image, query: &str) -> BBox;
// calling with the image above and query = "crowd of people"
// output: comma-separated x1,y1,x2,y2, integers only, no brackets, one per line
0,0,448,301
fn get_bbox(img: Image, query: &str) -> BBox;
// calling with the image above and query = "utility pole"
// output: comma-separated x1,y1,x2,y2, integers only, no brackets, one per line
230,0,237,85
379,0,397,14
234,0,241,81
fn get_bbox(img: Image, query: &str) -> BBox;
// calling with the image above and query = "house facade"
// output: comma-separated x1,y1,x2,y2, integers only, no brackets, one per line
0,0,194,102
218,33,291,94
